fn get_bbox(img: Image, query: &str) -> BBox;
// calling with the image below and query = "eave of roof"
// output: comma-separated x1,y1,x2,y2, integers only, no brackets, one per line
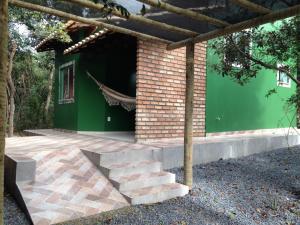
63,28,111,55
35,20,96,52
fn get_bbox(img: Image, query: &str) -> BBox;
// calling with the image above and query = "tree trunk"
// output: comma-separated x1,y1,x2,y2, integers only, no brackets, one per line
296,16,300,128
184,42,195,189
6,41,17,137
44,65,54,120
0,0,9,224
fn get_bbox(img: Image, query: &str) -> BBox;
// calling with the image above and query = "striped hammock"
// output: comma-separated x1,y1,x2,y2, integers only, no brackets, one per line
86,71,136,111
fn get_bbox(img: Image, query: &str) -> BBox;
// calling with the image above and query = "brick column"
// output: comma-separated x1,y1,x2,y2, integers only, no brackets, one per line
135,40,206,142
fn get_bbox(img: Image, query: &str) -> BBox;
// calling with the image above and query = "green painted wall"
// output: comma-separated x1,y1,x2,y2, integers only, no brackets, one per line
54,52,80,130
206,45,296,133
54,35,136,132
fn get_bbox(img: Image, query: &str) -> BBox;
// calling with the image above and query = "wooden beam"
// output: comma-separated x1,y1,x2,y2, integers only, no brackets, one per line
168,4,300,50
65,0,198,37
184,42,194,189
230,0,272,14
9,0,172,44
138,0,230,27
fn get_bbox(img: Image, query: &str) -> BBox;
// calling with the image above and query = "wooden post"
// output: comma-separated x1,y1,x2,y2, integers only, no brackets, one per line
0,0,8,223
184,42,194,189
296,16,300,128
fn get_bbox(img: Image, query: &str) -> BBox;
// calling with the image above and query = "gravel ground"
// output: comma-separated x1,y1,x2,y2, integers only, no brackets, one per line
5,146,300,225
4,192,30,225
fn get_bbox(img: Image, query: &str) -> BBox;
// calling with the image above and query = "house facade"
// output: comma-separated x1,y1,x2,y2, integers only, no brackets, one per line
36,21,296,142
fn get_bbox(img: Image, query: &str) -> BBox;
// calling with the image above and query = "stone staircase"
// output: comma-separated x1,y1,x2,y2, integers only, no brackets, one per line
82,148,189,205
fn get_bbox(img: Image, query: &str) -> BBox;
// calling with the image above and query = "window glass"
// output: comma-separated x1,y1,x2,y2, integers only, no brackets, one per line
69,67,74,99
277,64,291,88
59,62,75,103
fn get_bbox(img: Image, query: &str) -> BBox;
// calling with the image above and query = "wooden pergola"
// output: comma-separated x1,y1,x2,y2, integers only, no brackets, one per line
4,0,300,189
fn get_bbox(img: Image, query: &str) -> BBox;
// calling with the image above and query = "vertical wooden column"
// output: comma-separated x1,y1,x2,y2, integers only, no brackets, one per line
0,0,8,223
184,42,195,189
296,16,300,128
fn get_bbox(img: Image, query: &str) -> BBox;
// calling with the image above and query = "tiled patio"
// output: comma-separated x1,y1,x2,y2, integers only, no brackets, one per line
5,130,159,225
5,129,300,225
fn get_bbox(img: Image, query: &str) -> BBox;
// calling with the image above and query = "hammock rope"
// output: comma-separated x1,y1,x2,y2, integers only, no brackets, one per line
86,71,136,111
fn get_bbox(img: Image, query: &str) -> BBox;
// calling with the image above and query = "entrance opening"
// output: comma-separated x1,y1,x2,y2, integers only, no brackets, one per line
77,33,137,141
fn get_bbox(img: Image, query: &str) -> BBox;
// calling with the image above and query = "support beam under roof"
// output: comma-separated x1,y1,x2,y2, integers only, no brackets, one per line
167,4,300,50
138,0,230,27
230,0,272,14
66,0,198,37
9,0,172,44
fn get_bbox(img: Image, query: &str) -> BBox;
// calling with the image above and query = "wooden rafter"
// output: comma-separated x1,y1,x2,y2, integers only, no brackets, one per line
168,4,300,50
9,0,172,44
230,0,272,14
66,0,198,37
138,0,230,27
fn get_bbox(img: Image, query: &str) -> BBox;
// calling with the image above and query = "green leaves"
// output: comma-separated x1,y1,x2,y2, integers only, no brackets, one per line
265,88,277,98
13,51,55,131
100,0,130,18
209,17,299,86
140,4,146,16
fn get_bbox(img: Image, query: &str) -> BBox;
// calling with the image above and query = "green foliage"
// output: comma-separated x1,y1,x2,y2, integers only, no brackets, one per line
265,88,277,98
140,4,146,16
8,5,55,132
209,17,300,109
210,29,261,85
93,0,130,18
13,52,54,131
209,17,299,86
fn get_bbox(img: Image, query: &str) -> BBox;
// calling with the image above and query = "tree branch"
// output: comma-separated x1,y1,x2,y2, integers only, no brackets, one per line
229,36,300,86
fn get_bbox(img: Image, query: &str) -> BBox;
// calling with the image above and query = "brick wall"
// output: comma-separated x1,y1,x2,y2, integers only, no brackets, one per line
135,40,206,141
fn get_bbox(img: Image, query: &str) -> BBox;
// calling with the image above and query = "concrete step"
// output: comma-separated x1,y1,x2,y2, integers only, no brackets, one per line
100,160,162,179
122,183,189,205
81,148,156,166
110,171,175,192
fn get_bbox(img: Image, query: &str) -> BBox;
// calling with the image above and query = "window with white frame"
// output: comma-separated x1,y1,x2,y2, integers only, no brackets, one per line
224,31,252,68
277,64,291,88
59,61,75,103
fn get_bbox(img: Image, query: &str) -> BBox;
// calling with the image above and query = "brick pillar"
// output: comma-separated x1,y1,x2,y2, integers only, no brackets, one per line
135,40,206,142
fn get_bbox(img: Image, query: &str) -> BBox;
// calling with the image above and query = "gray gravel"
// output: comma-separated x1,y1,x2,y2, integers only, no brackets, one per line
5,146,300,225
4,192,30,225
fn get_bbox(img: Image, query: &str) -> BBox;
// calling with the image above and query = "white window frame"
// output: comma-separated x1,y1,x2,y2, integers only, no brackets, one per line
277,63,291,88
59,61,75,104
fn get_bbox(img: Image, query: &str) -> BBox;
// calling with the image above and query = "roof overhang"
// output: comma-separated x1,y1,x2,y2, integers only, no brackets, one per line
63,28,112,55
35,20,96,52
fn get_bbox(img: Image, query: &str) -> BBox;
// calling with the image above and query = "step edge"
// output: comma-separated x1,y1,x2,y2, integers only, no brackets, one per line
110,171,174,183
128,185,189,205
123,183,188,198
118,174,176,192
102,160,162,170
